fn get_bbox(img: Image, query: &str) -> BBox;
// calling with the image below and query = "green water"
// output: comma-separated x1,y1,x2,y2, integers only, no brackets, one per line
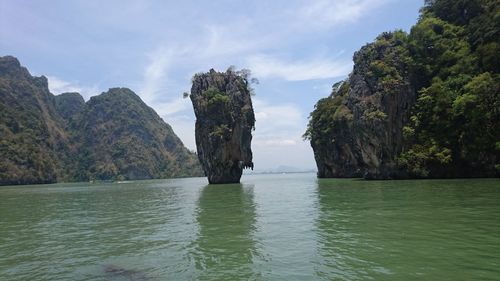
0,174,499,280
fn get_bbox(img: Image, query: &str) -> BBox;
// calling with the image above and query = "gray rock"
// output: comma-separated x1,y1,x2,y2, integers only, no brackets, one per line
190,69,255,184
310,32,416,179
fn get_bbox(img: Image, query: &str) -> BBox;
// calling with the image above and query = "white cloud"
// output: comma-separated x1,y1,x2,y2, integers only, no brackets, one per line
140,47,175,104
253,138,297,146
252,139,316,170
313,83,336,96
253,98,303,135
297,0,391,28
47,76,99,100
161,114,196,150
251,98,316,169
199,23,269,59
154,97,190,117
247,55,352,81
47,76,80,93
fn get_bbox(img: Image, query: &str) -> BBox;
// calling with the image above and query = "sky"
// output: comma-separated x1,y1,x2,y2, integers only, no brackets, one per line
0,0,423,171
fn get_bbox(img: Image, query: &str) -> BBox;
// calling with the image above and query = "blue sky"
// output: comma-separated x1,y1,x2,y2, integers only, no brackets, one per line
0,0,423,171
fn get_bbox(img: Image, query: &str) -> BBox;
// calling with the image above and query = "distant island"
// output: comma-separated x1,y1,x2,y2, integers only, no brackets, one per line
0,56,202,186
244,166,316,175
305,0,499,179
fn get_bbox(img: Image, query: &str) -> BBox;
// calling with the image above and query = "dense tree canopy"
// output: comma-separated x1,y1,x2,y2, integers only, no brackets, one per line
401,0,499,177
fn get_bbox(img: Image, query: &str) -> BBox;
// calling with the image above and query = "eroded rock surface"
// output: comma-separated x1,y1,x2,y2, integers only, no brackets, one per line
306,32,416,179
190,69,255,184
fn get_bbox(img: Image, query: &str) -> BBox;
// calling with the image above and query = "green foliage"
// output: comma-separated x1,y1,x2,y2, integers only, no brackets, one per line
403,0,500,176
204,87,230,108
398,143,452,178
423,0,483,26
402,126,415,138
209,124,230,138
476,42,500,72
226,66,258,96
0,58,62,185
409,16,475,82
363,110,387,121
304,81,351,141
363,31,414,95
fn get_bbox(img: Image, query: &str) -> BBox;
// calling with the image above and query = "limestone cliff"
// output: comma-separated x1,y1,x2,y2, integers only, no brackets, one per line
0,56,70,185
190,69,255,184
0,56,202,185
72,88,203,181
306,32,416,179
306,0,500,179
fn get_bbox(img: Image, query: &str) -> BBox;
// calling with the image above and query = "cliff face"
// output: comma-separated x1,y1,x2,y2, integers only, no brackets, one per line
190,69,255,184
0,56,69,185
73,88,203,181
0,56,202,185
306,0,500,179
308,32,416,179
55,92,85,121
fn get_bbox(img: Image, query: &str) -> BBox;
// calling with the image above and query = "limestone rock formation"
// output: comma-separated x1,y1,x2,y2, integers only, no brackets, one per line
0,56,69,185
306,32,416,179
55,92,85,121
190,69,255,184
72,87,203,181
306,0,500,179
0,56,202,185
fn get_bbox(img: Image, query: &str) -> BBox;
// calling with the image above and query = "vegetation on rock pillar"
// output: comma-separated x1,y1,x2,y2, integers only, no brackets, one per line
190,68,255,184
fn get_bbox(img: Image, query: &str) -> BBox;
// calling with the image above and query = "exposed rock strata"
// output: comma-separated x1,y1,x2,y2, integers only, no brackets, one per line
190,69,255,184
307,33,416,179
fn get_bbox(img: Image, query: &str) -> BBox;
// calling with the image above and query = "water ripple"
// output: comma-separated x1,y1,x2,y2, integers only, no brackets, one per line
0,175,499,280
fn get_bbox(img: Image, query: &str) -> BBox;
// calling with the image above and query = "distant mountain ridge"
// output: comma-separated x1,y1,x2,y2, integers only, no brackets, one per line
0,56,202,185
245,165,316,174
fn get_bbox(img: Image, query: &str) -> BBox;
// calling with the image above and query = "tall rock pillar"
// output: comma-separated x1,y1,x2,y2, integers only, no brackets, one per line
190,69,255,184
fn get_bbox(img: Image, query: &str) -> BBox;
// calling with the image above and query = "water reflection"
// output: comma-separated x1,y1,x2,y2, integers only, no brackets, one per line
192,183,259,280
314,178,500,280
314,179,389,281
